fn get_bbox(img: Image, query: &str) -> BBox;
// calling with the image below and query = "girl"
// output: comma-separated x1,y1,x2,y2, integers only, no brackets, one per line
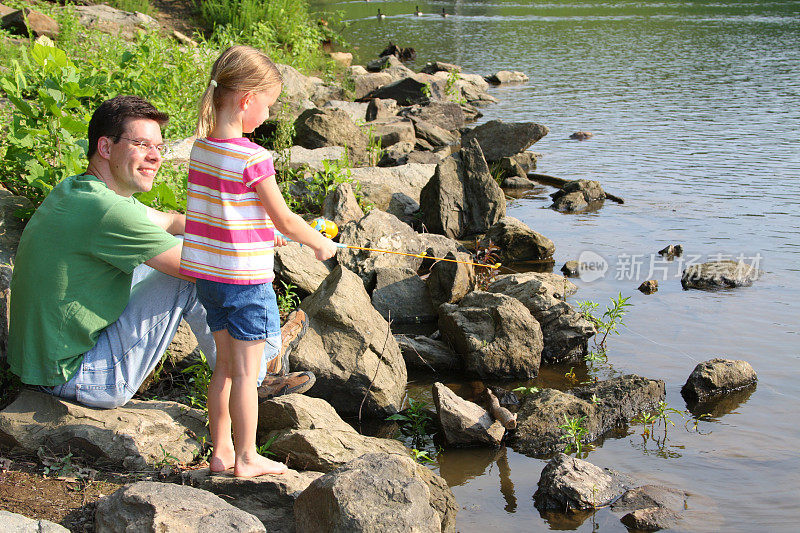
180,46,338,478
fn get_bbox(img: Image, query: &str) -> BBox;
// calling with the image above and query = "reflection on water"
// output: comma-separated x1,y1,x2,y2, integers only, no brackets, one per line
313,0,800,530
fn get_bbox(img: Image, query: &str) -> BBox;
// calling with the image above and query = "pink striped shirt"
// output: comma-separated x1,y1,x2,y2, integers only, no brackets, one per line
179,137,276,284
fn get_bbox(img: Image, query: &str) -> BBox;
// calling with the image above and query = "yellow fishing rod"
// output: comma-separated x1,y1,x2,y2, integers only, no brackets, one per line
277,218,501,270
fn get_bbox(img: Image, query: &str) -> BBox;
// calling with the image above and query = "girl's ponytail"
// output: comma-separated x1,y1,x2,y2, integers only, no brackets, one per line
196,82,216,138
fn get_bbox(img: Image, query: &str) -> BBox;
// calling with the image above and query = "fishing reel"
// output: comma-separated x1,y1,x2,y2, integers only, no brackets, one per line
311,217,338,239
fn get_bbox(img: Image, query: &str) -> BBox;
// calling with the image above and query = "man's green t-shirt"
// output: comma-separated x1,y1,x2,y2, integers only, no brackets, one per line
7,174,178,386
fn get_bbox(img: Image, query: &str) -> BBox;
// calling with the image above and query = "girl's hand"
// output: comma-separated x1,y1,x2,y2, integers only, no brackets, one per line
314,238,339,261
274,234,288,247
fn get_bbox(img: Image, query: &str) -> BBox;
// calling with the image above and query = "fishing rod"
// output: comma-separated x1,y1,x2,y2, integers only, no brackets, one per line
276,218,501,270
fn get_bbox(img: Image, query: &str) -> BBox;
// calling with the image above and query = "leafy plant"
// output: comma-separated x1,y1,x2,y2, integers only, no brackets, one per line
410,448,435,464
444,69,466,104
633,401,685,440
512,385,540,396
275,280,300,319
182,352,212,412
559,414,590,455
421,82,432,99
359,122,383,167
564,366,578,384
578,293,632,351
154,444,179,469
386,397,434,447
256,433,281,457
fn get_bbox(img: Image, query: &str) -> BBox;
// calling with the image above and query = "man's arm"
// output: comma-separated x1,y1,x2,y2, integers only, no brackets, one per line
146,207,186,236
144,241,194,281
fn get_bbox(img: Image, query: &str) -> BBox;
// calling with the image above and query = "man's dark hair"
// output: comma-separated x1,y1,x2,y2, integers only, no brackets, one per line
87,95,169,159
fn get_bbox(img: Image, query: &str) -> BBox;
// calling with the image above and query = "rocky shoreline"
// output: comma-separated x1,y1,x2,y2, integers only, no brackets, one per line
0,3,761,532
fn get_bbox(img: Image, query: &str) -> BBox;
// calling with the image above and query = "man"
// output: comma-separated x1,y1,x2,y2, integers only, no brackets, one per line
7,95,312,408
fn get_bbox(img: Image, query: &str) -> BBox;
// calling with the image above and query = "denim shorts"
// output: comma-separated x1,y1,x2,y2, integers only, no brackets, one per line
195,279,281,341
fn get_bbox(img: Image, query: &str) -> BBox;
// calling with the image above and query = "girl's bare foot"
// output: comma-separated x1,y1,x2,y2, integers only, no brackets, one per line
234,452,288,478
209,450,235,473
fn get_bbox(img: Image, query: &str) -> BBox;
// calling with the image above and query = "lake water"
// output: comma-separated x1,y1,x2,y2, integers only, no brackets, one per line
310,1,800,530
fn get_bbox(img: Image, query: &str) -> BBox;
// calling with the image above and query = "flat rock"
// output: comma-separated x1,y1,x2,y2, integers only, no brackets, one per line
0,510,68,532
485,71,529,84
257,393,356,438
550,179,605,212
95,481,264,533
352,72,394,100
363,75,444,106
285,145,346,171
461,120,548,162
267,429,409,473
399,102,467,131
291,266,406,418
533,453,621,511
293,108,368,164
182,468,322,533
294,453,455,533
612,484,691,513
432,382,504,446
439,291,542,379
680,358,757,403
322,100,368,123
370,118,416,147
0,390,208,471
681,260,761,289
69,5,157,39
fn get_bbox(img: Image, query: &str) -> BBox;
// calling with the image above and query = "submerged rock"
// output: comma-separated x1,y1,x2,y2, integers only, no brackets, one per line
432,382,504,446
485,71,529,85
620,507,679,531
561,260,579,278
95,481,264,533
638,279,659,294
511,375,665,455
438,291,543,379
533,453,623,511
550,179,605,212
613,485,692,531
680,358,757,403
681,260,761,289
569,131,593,140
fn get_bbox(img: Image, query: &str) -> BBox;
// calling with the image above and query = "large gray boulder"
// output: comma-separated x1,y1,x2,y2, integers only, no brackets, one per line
322,181,364,227
182,468,322,533
395,335,462,373
293,108,368,164
438,291,543,379
533,454,623,511
349,164,437,216
461,120,548,162
371,267,436,323
95,481,265,533
69,4,156,39
370,118,416,148
268,429,409,473
488,273,594,363
680,358,757,403
290,265,406,418
0,511,68,532
550,179,606,212
365,98,399,122
432,382,504,446
511,375,665,455
322,100,369,123
294,453,455,533
0,390,207,471
274,241,333,296
681,260,762,289
337,210,425,290
480,216,555,262
419,138,506,239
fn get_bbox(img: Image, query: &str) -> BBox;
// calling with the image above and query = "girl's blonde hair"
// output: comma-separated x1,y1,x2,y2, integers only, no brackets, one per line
196,45,283,137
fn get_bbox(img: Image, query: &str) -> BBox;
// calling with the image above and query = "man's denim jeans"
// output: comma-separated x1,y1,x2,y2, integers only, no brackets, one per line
49,264,280,408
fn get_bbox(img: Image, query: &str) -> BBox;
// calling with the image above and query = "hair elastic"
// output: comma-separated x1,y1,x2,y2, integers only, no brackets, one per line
210,79,218,88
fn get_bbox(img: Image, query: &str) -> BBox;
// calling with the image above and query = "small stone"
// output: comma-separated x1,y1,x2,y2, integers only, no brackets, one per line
569,131,593,140
620,507,680,531
638,280,658,294
533,453,618,511
561,260,579,278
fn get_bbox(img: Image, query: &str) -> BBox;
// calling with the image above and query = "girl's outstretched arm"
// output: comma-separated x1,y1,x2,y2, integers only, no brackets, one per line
255,176,338,261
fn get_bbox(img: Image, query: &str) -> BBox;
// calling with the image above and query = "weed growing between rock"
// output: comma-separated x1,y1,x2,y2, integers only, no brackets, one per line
275,280,300,320
558,414,592,456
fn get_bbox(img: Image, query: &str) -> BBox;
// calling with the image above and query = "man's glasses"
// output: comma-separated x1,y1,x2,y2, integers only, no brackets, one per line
117,136,169,156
